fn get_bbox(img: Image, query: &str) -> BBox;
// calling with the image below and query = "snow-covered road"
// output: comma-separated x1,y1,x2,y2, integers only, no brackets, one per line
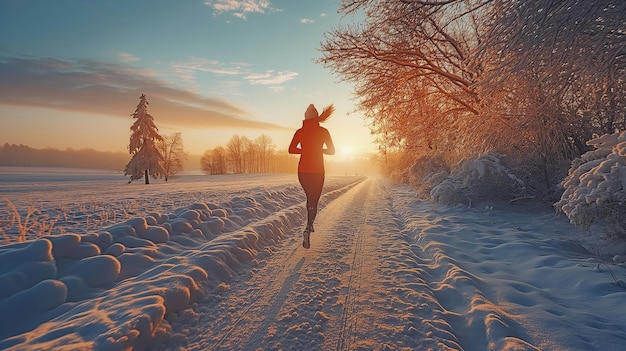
2,171,626,350
157,174,384,350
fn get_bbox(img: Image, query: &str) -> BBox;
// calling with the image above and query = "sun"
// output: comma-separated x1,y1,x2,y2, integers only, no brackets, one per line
340,145,354,158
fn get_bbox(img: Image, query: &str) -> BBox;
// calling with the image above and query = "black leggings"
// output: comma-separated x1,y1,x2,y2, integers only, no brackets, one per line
298,172,325,227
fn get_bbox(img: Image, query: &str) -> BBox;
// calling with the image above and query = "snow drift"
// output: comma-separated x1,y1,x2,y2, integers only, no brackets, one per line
0,175,365,350
555,131,626,236
403,152,527,206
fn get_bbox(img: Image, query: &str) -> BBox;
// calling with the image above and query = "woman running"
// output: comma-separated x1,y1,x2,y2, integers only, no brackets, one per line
288,103,335,249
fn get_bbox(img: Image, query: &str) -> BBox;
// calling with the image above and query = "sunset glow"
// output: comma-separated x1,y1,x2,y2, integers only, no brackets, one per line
0,1,375,158
340,145,353,157
2,0,626,349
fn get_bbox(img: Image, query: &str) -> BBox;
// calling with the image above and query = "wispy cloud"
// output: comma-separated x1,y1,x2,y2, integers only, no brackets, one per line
167,58,298,90
170,58,247,81
204,0,277,19
0,55,289,131
167,59,245,91
117,52,140,63
244,70,299,85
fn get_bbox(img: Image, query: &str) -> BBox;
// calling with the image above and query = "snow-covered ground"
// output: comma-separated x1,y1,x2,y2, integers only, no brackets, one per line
1,168,626,350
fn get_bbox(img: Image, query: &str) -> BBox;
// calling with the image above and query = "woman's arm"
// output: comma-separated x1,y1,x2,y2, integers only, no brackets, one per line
288,130,302,154
323,130,335,155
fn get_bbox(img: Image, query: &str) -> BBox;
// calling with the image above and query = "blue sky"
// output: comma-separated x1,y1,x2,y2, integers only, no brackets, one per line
0,0,374,157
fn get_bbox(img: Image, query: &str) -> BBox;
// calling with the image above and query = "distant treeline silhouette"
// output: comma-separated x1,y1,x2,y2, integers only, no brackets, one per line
0,143,128,171
0,143,202,171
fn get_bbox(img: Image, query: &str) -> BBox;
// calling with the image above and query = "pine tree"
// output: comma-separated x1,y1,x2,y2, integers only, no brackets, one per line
124,94,165,184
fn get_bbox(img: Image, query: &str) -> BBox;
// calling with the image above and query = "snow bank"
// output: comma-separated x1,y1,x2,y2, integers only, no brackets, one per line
0,175,365,350
405,155,450,198
402,153,526,206
555,131,626,235
430,153,526,206
387,188,626,350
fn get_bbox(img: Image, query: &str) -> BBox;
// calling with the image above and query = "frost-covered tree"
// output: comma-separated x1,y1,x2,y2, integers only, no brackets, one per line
319,0,486,166
320,0,626,201
201,146,228,175
159,132,186,181
241,136,256,173
124,94,165,184
475,0,626,187
226,135,245,174
255,134,275,173
200,150,212,174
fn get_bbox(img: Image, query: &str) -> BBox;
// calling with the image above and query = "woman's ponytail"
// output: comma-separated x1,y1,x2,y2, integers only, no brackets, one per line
318,104,335,123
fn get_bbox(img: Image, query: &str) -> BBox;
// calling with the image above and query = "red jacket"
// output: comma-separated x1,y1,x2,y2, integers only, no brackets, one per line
288,120,335,173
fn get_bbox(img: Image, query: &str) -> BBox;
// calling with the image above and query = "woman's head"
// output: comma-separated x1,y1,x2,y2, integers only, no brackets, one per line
305,104,318,120
304,103,334,123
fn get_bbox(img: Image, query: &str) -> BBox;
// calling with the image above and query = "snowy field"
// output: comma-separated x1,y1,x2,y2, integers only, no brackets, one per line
1,168,626,350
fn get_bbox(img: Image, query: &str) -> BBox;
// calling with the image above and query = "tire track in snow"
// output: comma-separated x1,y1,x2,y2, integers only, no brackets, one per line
258,177,377,350
325,177,372,351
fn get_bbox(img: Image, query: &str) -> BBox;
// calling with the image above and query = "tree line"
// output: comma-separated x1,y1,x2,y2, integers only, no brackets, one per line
319,0,625,197
0,143,128,170
0,143,205,172
200,134,297,175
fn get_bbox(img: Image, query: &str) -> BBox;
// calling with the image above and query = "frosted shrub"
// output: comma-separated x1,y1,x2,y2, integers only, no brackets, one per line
555,131,626,235
430,153,526,206
406,155,450,198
